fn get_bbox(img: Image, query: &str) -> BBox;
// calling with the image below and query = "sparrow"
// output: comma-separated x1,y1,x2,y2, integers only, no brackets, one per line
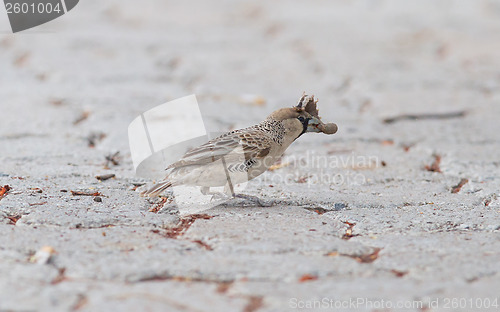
141,94,338,198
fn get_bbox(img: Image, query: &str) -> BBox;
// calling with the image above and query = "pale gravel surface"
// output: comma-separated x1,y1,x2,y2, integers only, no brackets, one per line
1,1,500,311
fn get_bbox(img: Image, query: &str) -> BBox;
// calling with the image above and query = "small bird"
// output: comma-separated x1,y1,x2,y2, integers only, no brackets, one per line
141,94,338,198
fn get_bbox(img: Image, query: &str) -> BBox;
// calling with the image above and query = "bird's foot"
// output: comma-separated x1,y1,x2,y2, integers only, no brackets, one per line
201,186,271,206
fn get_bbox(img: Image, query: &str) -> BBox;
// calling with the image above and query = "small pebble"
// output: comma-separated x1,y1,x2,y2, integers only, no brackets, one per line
320,123,338,134
96,173,115,181
94,196,102,202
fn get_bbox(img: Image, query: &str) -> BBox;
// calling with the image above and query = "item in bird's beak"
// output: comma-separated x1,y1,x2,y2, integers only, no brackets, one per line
306,118,338,134
302,95,338,135
319,123,338,134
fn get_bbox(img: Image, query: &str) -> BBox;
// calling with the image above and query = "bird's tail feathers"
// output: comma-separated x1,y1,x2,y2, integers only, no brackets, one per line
140,180,172,197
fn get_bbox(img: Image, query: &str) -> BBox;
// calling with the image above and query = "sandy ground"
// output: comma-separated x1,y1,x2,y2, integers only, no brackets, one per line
1,0,500,311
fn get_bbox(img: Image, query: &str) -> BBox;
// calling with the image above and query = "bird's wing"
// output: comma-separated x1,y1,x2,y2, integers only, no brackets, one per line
166,128,272,169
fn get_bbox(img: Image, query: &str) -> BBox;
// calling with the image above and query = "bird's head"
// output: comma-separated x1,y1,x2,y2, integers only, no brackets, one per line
266,94,338,140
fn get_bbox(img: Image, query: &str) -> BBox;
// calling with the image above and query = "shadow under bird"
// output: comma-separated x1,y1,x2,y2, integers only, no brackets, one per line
141,94,338,198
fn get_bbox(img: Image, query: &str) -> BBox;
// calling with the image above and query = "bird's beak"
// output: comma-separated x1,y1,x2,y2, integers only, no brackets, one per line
306,117,324,133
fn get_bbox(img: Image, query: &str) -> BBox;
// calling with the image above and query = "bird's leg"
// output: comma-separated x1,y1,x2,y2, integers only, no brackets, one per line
223,183,236,197
220,157,236,197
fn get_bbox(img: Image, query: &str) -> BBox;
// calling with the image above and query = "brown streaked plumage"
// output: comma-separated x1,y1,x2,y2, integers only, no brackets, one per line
141,94,337,197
